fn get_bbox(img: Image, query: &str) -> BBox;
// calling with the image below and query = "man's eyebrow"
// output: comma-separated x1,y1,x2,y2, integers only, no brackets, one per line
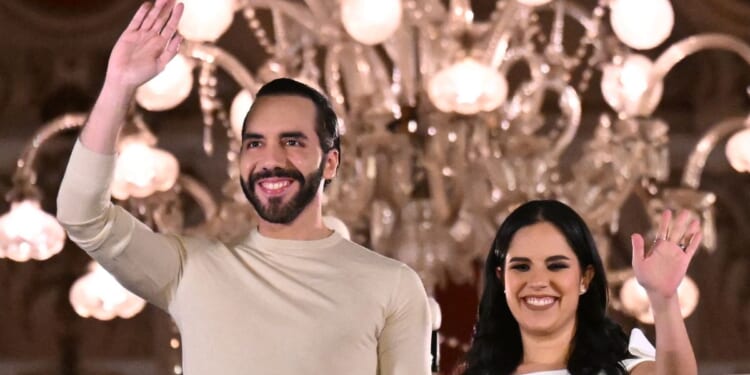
242,132,264,141
279,131,308,139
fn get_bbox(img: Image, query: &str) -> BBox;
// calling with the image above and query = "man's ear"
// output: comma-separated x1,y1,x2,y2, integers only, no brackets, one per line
324,149,339,180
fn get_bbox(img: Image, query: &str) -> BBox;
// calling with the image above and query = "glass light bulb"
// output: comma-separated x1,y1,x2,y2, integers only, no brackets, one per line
230,89,254,139
323,215,351,240
428,58,508,115
135,55,194,111
725,128,750,173
0,199,66,262
341,0,402,45
178,0,235,42
610,0,674,50
69,262,146,320
112,139,180,200
620,276,699,324
517,0,553,6
601,54,663,116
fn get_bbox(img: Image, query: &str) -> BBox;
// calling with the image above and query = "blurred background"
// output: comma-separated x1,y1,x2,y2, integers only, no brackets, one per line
0,0,749,374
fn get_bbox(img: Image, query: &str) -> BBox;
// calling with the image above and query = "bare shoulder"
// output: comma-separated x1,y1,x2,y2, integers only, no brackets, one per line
629,361,655,375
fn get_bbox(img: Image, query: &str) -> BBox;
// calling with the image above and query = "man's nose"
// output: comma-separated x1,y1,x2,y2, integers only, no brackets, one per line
258,143,286,170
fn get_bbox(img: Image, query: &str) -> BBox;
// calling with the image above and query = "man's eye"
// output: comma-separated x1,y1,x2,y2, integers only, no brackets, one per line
245,141,261,149
285,139,301,146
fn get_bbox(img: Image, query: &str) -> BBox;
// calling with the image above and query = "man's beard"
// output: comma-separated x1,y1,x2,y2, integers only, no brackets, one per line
240,160,325,224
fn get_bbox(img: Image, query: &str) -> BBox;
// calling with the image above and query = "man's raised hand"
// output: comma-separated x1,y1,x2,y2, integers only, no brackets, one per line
105,0,184,91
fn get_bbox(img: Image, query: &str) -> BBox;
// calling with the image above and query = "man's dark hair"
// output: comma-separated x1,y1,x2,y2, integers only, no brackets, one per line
243,78,341,185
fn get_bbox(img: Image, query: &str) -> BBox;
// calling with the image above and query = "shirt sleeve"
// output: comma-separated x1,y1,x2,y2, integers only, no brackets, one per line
378,264,432,375
621,328,656,371
56,139,184,310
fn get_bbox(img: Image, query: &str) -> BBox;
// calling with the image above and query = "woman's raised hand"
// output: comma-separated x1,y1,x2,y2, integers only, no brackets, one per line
630,210,701,300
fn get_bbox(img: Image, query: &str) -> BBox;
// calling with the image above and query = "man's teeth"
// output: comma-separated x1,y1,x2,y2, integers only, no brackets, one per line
525,297,556,306
262,181,291,190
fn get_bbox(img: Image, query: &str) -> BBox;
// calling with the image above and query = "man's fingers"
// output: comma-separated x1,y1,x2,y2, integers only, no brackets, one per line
160,2,184,38
126,2,152,31
141,0,168,31
158,35,183,69
150,0,177,33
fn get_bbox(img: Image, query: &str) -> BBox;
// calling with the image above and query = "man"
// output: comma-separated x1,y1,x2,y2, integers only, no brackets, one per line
56,0,432,374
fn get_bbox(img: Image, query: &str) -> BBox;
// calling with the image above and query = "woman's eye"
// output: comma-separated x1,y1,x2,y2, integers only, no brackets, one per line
510,264,529,271
548,263,569,271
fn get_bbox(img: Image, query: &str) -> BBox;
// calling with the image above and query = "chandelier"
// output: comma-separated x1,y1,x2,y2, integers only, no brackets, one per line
1,0,750,328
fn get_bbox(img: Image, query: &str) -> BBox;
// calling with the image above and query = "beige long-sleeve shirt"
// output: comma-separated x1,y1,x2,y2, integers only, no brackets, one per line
57,140,432,375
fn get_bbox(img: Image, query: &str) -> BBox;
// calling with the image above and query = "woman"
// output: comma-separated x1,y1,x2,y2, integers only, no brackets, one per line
463,200,699,375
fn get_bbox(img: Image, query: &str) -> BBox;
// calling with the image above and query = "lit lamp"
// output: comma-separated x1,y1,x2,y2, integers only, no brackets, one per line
323,215,351,240
620,276,700,324
69,261,146,320
135,55,194,111
178,0,235,42
341,0,403,45
609,0,674,50
516,0,553,6
230,89,254,139
725,128,750,173
112,137,180,200
0,199,65,262
601,54,663,117
428,58,509,115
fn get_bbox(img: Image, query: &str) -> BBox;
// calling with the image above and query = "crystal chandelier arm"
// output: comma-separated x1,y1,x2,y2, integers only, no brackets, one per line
383,27,419,106
641,33,750,116
481,1,526,69
239,0,318,32
300,0,337,27
323,45,348,118
11,113,88,194
182,42,258,92
681,116,750,189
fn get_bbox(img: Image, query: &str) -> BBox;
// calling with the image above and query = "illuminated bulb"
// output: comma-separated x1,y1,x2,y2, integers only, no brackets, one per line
136,55,194,111
178,0,235,42
323,215,351,240
230,89,254,139
601,54,663,117
620,276,699,324
517,0,553,6
69,262,146,320
0,199,65,262
428,58,508,115
725,128,750,173
341,0,403,45
428,297,442,330
112,138,180,200
610,0,674,50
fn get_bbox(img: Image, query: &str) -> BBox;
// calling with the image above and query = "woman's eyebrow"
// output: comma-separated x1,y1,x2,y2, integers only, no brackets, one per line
545,255,571,262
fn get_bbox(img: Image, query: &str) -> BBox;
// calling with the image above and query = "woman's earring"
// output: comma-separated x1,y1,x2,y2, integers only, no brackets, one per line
579,285,587,295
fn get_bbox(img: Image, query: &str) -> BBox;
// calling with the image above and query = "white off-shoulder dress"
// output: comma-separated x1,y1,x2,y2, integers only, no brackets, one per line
520,329,656,375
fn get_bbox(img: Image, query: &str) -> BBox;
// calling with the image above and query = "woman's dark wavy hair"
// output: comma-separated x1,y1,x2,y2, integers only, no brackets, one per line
463,200,630,375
